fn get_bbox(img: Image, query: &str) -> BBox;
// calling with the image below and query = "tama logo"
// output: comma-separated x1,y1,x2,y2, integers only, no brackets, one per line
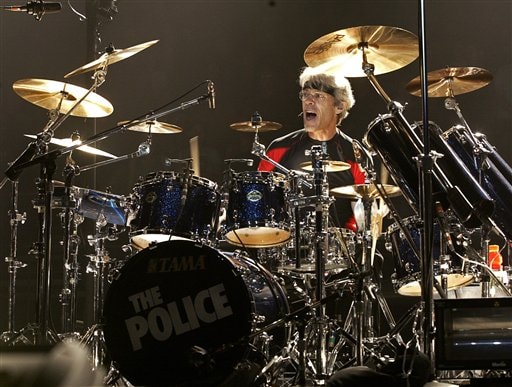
147,254,206,273
247,190,263,202
125,283,233,351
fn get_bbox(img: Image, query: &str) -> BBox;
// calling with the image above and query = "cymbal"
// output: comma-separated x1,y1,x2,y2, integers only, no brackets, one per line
25,134,117,158
299,160,350,172
118,120,183,134
331,183,401,199
230,120,282,132
405,66,493,97
65,39,159,78
13,79,113,118
304,25,419,77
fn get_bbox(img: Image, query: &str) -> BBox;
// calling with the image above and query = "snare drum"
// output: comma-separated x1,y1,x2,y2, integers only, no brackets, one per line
103,239,289,386
224,171,290,248
386,216,473,296
128,171,219,249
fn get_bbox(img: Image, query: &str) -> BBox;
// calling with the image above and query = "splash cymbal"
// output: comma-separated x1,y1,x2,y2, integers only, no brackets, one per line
405,66,493,97
331,183,401,199
65,39,159,78
24,134,117,158
118,120,183,134
230,120,282,132
304,25,419,77
13,79,113,118
299,160,350,172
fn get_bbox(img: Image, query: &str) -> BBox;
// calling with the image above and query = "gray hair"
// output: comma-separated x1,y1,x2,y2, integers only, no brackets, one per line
299,67,355,120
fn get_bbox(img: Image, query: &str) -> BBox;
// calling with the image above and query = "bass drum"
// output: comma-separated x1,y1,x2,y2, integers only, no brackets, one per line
103,239,289,387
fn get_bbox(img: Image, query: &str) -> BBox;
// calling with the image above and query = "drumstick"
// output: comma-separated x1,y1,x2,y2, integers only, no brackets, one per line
189,136,200,176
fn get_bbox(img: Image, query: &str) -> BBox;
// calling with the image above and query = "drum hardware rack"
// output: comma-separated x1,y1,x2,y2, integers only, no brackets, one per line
248,141,409,385
2,78,214,346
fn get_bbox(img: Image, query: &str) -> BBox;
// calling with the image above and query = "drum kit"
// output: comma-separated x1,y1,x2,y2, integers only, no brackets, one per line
1,24,512,387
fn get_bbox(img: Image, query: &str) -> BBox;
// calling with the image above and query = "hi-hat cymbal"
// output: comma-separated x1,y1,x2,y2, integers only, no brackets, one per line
13,79,114,118
299,160,350,172
304,25,419,77
24,134,117,158
65,39,159,78
230,120,282,132
331,183,401,199
405,66,493,97
118,120,183,134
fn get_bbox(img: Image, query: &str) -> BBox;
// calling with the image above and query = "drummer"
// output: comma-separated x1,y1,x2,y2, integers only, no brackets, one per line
257,66,366,231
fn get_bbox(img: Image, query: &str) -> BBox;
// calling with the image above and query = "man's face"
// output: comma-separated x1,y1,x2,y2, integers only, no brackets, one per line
300,88,342,135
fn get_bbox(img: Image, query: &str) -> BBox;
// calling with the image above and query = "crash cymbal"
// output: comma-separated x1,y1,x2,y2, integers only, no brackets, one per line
118,120,183,134
13,79,113,118
299,160,351,172
24,134,117,158
405,66,493,97
331,183,401,199
230,120,282,132
65,39,159,78
304,25,419,77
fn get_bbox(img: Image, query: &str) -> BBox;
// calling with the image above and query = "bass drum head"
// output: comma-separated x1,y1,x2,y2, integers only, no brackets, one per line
103,240,260,386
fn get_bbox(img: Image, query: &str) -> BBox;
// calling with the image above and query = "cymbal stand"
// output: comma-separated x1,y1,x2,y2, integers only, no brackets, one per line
308,143,332,381
59,162,83,337
81,218,121,370
331,193,402,368
359,35,438,359
0,180,30,345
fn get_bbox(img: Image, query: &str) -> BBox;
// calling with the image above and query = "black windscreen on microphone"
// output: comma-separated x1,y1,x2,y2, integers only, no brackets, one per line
3,2,62,20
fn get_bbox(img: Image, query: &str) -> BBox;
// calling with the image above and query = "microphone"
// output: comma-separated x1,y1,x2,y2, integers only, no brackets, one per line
135,142,150,158
3,1,62,20
207,81,215,109
5,141,39,181
434,201,455,252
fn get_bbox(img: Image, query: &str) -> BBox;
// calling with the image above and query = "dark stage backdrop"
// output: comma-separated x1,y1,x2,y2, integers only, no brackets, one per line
0,0,510,336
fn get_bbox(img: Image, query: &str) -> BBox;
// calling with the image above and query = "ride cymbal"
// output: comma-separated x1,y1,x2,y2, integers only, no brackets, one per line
304,25,419,77
405,66,493,97
24,134,117,158
230,120,282,132
13,79,113,118
118,120,183,134
331,183,401,199
65,39,159,78
299,160,350,172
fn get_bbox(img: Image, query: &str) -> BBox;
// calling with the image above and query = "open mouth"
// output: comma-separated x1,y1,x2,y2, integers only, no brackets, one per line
305,111,317,121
